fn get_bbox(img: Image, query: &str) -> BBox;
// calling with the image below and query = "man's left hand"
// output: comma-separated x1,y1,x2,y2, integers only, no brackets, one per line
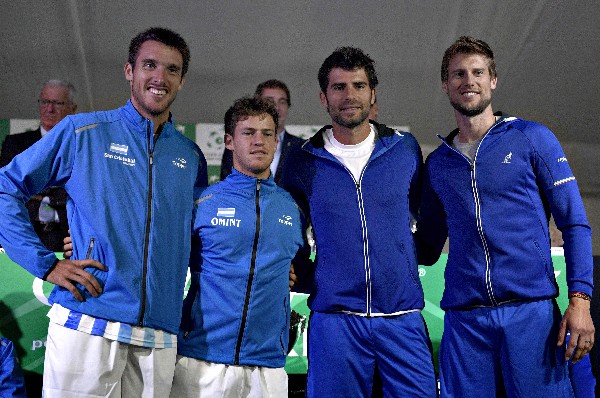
558,296,595,362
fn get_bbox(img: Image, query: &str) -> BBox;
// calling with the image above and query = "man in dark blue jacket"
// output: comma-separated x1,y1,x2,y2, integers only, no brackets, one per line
283,47,436,397
417,36,594,397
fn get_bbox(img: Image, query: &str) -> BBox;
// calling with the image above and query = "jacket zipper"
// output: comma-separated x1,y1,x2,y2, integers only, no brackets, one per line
234,179,262,364
355,167,372,317
441,119,504,306
333,159,372,316
138,121,154,325
470,158,497,306
85,238,95,259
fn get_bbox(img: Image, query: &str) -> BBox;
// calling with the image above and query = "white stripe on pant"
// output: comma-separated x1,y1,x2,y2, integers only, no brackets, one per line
43,322,176,397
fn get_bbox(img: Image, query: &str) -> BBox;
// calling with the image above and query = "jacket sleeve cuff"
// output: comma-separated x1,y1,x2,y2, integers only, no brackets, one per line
566,281,593,297
42,257,61,281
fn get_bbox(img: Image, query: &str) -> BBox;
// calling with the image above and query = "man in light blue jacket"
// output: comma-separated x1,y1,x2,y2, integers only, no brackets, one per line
0,27,207,397
170,96,304,398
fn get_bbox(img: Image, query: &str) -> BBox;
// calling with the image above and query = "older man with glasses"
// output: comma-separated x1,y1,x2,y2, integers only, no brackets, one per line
0,79,77,251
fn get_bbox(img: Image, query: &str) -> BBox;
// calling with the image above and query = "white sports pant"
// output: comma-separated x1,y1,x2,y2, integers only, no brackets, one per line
43,322,176,397
169,355,287,398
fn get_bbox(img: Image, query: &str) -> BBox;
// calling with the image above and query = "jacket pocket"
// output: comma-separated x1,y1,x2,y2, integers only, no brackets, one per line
83,237,106,284
79,237,108,296
181,277,200,339
280,294,290,356
533,240,557,287
85,237,95,259
400,243,421,289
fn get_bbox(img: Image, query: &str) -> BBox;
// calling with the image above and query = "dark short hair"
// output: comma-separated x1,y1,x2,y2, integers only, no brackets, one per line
318,47,378,93
224,96,279,137
441,36,496,82
255,79,291,107
128,27,190,78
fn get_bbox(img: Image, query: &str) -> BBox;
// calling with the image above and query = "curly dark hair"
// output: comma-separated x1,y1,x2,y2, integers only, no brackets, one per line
318,46,378,93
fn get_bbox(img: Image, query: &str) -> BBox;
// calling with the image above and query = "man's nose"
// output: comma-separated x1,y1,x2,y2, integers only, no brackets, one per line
151,66,168,82
253,133,266,145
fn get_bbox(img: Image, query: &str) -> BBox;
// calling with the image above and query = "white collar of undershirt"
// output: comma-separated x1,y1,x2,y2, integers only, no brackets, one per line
324,125,376,158
324,124,376,181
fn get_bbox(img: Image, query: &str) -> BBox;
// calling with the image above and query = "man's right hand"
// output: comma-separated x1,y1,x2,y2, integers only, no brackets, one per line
45,259,107,302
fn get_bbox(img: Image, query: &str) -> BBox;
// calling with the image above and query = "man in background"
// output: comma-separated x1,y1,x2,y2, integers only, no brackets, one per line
0,80,77,251
220,79,305,186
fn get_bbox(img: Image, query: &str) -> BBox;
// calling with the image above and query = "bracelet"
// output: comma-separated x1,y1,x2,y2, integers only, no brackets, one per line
568,292,592,301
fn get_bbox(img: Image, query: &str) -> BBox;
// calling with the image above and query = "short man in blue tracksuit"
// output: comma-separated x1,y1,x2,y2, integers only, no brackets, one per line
417,36,594,397
0,27,207,396
170,97,304,398
283,47,437,397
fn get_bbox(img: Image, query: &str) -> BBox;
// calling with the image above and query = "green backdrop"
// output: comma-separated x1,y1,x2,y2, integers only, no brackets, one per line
0,250,569,375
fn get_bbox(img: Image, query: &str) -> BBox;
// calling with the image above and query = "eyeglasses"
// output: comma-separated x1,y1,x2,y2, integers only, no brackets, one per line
38,99,70,109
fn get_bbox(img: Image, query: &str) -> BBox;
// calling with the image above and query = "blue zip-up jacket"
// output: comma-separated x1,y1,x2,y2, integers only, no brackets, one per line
283,122,425,315
0,101,207,334
0,338,27,398
178,169,304,367
417,113,593,310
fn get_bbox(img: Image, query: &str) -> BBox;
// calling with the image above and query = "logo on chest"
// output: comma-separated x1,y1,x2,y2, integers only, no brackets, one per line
278,215,294,227
104,143,136,167
172,157,187,169
212,208,241,228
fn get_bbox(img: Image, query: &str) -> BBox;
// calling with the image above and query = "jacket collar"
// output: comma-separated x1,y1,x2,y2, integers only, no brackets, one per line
121,100,176,137
442,111,513,145
225,167,277,194
303,120,402,161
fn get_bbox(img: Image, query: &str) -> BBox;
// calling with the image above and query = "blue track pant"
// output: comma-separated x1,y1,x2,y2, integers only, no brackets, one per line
307,311,437,397
439,299,573,397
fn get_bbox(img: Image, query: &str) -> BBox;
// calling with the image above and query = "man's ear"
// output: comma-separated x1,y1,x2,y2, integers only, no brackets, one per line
441,80,448,95
124,63,133,82
177,76,186,92
224,133,234,151
319,91,328,109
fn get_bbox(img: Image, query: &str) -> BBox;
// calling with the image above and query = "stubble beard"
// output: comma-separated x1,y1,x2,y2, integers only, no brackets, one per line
132,87,177,119
329,106,370,129
450,96,492,118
